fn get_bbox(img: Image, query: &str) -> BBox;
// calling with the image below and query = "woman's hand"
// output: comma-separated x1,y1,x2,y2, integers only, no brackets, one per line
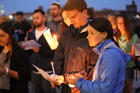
71,87,80,93
54,75,64,85
50,75,64,88
67,73,84,85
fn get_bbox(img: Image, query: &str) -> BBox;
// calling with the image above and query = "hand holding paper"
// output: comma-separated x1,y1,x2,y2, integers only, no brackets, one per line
20,40,41,50
32,64,64,84
33,64,54,81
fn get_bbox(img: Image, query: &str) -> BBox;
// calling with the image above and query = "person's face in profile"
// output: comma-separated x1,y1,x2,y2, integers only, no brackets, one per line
0,29,10,46
87,25,107,47
50,5,60,17
62,11,71,26
117,16,125,34
66,9,87,28
33,12,45,27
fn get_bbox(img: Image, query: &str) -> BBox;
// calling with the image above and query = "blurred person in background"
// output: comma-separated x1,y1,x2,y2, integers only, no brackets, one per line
116,15,139,93
0,22,31,93
0,15,20,41
131,25,140,93
134,25,140,64
0,15,9,24
13,11,31,42
87,7,96,20
47,2,62,42
132,25,140,71
108,13,121,42
133,25,140,93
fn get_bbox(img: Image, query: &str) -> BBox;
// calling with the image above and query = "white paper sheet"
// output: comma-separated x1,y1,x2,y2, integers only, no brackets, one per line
21,40,41,50
32,64,54,81
33,64,66,84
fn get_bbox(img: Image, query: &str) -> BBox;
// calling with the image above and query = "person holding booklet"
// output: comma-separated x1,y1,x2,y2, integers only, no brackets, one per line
51,0,98,93
0,22,31,93
20,40,41,50
26,9,56,93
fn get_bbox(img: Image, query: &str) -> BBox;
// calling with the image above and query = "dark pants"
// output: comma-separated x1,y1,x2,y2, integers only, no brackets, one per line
0,89,11,93
123,67,134,93
32,73,56,93
31,73,56,93
61,84,71,93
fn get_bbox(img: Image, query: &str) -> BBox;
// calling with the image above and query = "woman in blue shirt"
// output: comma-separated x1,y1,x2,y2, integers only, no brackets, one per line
68,17,131,93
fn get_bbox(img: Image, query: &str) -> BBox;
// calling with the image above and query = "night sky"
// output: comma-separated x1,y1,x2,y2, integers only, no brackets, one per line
0,0,140,15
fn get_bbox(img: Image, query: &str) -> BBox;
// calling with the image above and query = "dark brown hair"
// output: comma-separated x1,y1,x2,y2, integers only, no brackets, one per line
87,7,95,19
117,15,132,42
33,9,45,16
15,11,23,17
89,17,114,39
64,0,87,12
89,17,119,46
0,22,16,63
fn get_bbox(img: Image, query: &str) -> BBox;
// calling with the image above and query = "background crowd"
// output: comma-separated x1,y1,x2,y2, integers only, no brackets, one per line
0,0,140,93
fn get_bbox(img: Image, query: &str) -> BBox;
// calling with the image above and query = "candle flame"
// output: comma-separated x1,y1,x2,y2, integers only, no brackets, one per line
43,29,59,50
53,35,57,40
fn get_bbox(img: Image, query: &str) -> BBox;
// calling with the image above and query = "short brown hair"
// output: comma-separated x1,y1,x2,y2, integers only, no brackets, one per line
15,11,23,17
87,7,95,18
51,2,61,9
64,0,87,12
33,9,45,16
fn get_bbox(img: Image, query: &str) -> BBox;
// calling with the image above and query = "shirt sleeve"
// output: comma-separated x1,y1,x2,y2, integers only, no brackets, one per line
13,46,31,82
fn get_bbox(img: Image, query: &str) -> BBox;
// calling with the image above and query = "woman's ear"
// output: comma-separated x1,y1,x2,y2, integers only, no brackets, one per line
102,32,108,39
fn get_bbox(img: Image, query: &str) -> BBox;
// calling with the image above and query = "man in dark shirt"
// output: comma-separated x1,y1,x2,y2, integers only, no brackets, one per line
14,11,31,41
53,0,98,93
27,9,56,93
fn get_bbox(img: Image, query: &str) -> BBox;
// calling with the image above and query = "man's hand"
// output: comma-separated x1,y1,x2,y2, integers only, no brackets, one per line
32,47,39,53
18,43,25,49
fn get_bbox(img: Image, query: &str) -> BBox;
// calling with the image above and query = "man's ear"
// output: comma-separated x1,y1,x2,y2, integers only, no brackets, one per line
82,9,87,16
